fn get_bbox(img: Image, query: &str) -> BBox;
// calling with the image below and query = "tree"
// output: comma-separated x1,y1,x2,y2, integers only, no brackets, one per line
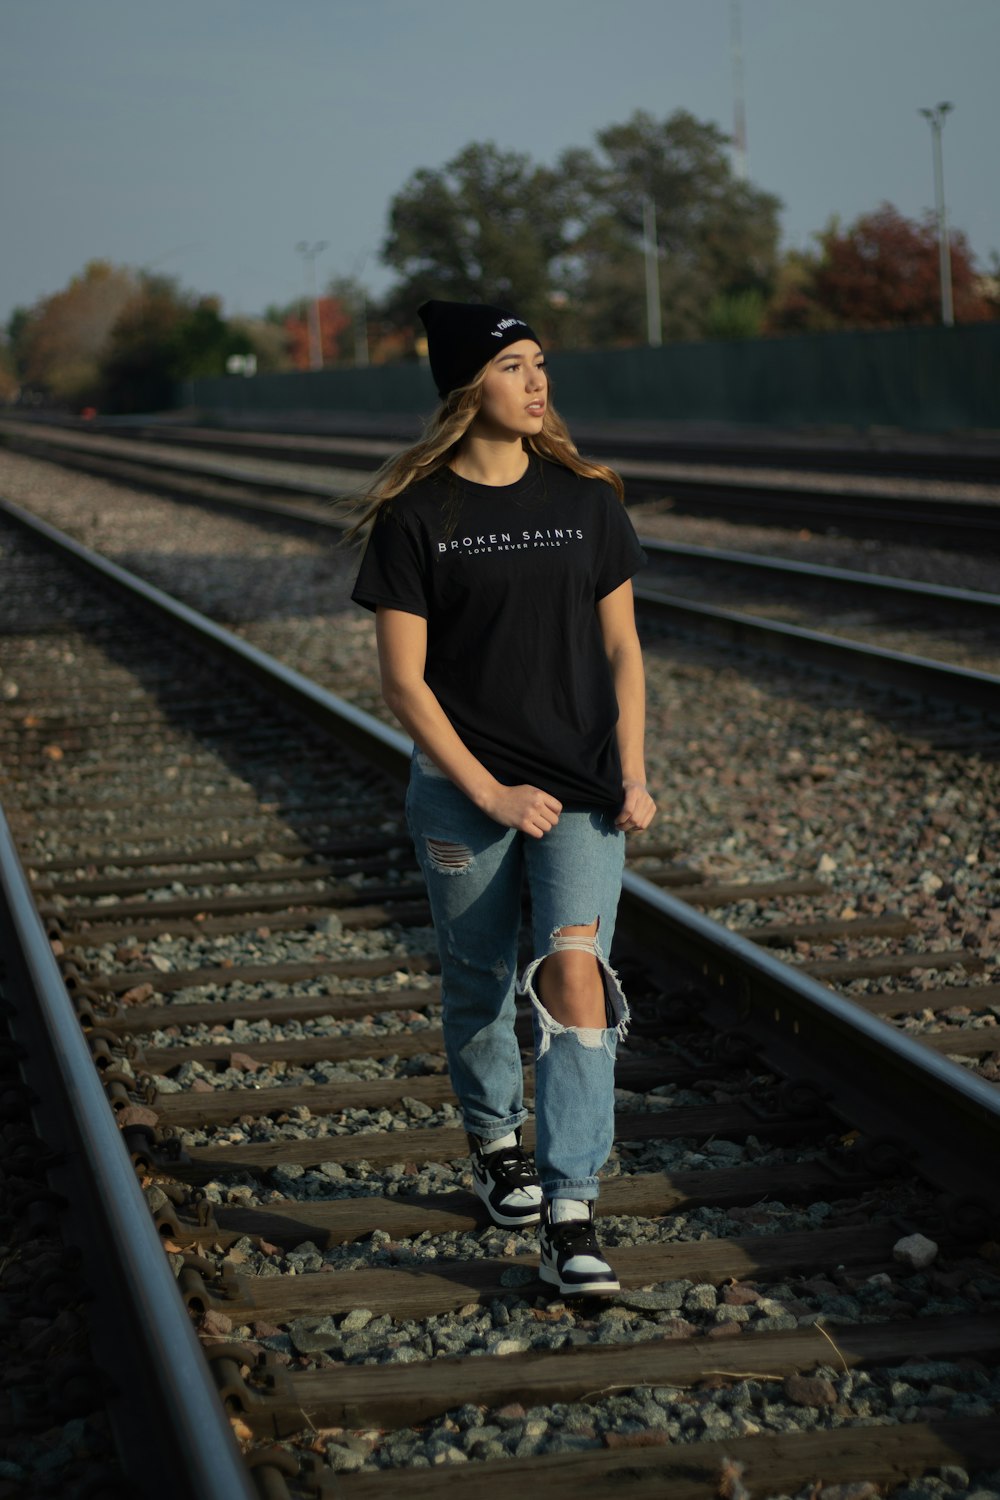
378,119,780,350
703,289,767,340
11,260,136,405
4,264,260,413
172,294,256,383
98,276,253,413
229,316,294,373
381,142,577,337
326,275,370,367
767,204,993,331
96,276,187,412
282,294,352,369
0,338,18,403
978,252,1000,319
557,110,782,345
4,307,32,382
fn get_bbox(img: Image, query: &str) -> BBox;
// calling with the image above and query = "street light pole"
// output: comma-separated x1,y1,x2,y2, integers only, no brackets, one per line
918,102,954,327
643,195,662,347
295,240,328,368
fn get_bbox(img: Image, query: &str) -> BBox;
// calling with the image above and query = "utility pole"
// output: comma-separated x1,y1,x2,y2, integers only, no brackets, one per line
918,103,954,326
643,195,662,347
355,286,369,368
295,240,328,368
351,249,370,367
730,0,748,182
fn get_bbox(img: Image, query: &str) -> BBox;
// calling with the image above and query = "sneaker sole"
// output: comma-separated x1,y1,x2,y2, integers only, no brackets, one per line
539,1262,620,1296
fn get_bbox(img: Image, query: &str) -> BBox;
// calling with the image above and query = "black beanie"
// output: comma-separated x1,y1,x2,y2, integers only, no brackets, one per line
418,300,541,397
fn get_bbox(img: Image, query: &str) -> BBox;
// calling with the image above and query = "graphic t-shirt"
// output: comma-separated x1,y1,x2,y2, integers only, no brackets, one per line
350,456,647,809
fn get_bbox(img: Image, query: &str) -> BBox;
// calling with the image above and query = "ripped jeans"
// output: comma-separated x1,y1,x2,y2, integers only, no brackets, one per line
406,749,629,1201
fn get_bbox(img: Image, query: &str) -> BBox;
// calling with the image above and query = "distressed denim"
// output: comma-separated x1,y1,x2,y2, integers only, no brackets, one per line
405,749,629,1201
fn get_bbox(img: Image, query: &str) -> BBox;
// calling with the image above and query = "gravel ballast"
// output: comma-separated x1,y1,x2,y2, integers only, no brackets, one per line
3,446,999,1497
2,446,996,1002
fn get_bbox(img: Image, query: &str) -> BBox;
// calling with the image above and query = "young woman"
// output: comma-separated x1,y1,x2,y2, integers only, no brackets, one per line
350,301,655,1295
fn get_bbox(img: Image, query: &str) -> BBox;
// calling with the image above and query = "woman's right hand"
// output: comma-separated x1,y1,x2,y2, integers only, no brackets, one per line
480,783,562,837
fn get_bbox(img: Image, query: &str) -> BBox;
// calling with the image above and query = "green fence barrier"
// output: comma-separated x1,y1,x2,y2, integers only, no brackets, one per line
191,321,1000,433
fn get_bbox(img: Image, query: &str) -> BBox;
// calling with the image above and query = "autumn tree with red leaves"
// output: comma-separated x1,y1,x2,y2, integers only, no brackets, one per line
283,296,352,369
768,204,993,332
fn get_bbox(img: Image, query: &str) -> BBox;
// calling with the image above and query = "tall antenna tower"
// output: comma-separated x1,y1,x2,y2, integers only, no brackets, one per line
730,0,748,181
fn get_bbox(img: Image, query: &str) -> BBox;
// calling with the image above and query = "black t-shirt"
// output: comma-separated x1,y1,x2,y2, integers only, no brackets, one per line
350,455,647,809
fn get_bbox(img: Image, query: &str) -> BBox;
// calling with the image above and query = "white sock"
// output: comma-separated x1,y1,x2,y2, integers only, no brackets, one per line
482,1130,518,1155
550,1197,589,1224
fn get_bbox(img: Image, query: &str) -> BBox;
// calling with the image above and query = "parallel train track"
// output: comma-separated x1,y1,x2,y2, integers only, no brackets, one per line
7,406,1000,481
3,419,1000,714
2,492,1000,1496
3,417,1000,548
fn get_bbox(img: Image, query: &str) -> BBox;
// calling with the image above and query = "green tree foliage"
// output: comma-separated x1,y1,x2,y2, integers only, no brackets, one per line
703,289,767,340
381,142,577,337
560,110,782,345
378,114,781,350
979,252,1000,319
0,338,18,404
99,277,254,413
767,204,993,332
97,276,186,412
4,308,32,381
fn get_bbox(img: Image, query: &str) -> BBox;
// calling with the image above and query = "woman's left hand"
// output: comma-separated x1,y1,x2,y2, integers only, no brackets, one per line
616,780,657,833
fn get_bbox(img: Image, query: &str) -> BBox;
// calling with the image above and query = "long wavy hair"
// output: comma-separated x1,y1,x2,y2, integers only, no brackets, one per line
343,362,624,539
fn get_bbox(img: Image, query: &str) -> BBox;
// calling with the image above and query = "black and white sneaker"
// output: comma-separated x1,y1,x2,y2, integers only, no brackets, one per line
538,1200,620,1296
468,1130,542,1227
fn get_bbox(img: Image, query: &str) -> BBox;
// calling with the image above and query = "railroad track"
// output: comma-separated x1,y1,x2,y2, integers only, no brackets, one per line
4,416,1000,548
2,499,1000,1496
7,406,1000,483
3,417,999,711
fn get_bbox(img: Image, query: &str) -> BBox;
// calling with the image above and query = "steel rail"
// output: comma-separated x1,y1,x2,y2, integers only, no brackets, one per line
634,583,1000,709
618,872,1000,1204
9,408,1000,483
4,495,999,1211
0,419,350,499
5,428,1000,707
0,808,257,1500
8,423,1000,619
4,418,1000,538
642,537,1000,615
0,494,408,780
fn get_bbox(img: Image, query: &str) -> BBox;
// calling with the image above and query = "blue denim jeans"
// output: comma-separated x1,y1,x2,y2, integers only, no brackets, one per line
405,749,629,1202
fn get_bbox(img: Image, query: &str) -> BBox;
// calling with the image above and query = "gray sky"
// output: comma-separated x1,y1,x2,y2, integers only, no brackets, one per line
3,0,997,326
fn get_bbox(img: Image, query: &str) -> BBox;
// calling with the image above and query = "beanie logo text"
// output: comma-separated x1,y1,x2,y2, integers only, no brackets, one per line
490,316,528,338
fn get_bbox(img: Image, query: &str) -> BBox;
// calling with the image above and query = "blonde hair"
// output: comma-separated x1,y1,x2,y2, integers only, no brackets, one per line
343,364,624,539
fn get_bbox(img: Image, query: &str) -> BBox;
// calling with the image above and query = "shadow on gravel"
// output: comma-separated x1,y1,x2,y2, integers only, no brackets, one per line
113,543,360,625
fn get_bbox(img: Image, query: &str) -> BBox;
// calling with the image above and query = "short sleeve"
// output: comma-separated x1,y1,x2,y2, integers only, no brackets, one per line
350,504,429,618
594,492,647,600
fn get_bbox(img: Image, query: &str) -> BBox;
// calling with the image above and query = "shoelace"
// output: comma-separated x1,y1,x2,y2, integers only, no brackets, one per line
546,1217,601,1258
485,1146,538,1189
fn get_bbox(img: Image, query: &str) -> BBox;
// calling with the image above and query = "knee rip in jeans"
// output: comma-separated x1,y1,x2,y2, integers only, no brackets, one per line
426,837,473,873
517,919,630,1058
